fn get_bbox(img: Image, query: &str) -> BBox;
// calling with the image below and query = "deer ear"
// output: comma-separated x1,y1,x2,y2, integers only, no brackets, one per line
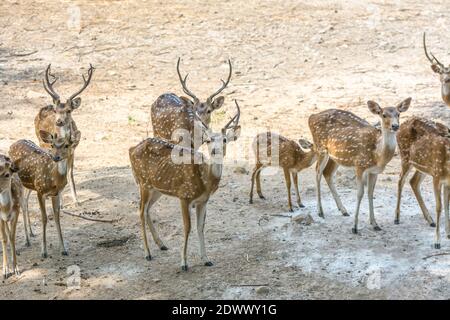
39,130,54,144
298,139,313,149
367,101,382,115
396,97,412,113
70,97,82,109
212,96,225,110
431,64,441,74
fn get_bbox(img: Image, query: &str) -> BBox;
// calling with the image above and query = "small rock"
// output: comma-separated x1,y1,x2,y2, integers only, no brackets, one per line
256,286,270,295
292,213,314,226
233,167,248,174
153,278,161,283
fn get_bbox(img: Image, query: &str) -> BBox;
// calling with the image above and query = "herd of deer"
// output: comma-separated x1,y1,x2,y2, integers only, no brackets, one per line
1,33,450,278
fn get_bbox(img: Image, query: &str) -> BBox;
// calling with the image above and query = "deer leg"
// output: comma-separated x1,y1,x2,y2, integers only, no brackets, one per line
249,163,263,203
139,186,152,261
352,169,365,234
255,166,265,199
394,163,411,224
283,168,293,212
67,152,79,206
315,152,329,218
291,172,304,208
433,177,442,249
51,193,67,255
196,201,212,266
144,190,167,251
323,159,347,216
9,211,20,276
367,173,381,231
180,199,191,271
1,221,9,279
37,193,48,258
444,186,450,239
22,188,34,245
410,171,435,226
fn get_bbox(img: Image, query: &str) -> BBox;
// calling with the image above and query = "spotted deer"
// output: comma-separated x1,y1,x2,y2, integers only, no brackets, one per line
395,117,450,227
130,101,240,271
249,132,317,211
151,58,232,148
423,32,450,106
9,131,73,258
32,64,93,205
0,155,22,279
309,98,411,233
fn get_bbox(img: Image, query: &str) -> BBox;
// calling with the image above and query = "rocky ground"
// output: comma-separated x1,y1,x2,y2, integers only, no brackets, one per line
1,0,450,299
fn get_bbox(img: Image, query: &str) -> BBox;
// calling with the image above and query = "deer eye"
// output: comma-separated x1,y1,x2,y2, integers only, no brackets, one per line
382,114,387,118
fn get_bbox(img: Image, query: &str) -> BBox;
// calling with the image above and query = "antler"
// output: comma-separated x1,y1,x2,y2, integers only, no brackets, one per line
69,64,95,101
223,99,241,130
177,58,199,102
423,32,444,69
43,64,60,102
207,59,232,103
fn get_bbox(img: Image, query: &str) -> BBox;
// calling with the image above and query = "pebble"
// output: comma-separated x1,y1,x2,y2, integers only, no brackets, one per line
256,286,270,295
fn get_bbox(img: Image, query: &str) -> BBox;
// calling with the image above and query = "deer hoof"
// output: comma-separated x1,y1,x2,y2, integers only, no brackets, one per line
342,212,349,217
394,219,400,225
41,252,48,259
160,245,168,251
430,222,436,227
434,243,441,249
145,255,152,261
289,208,294,213
249,199,253,204
204,261,213,267
259,195,265,200
318,212,324,219
61,251,68,256
299,203,305,208
25,240,31,247
352,227,358,234
373,226,382,231
181,265,188,271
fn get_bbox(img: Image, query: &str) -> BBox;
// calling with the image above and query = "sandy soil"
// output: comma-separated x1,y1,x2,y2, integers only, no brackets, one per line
1,0,450,299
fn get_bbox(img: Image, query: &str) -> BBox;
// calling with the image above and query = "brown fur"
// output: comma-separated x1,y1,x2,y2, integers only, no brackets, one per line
9,134,72,258
249,132,317,211
308,98,410,233
395,117,450,248
0,155,23,279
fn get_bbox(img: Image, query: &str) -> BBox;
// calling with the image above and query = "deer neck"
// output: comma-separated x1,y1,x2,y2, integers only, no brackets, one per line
201,158,223,194
50,159,69,186
375,126,397,167
0,187,12,218
296,150,317,170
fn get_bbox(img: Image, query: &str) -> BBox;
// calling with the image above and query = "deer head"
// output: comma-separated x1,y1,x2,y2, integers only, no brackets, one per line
43,64,94,127
367,98,411,132
203,100,241,158
423,33,450,106
0,155,17,195
38,130,72,162
177,58,232,125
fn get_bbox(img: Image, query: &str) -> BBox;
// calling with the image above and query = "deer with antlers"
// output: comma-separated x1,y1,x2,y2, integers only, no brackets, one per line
130,101,240,271
20,64,92,245
423,32,450,106
151,58,232,148
0,155,23,279
9,131,74,258
249,132,317,211
309,98,411,233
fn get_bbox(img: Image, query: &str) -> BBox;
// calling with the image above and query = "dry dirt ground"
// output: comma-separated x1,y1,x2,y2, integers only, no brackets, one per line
1,0,450,300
